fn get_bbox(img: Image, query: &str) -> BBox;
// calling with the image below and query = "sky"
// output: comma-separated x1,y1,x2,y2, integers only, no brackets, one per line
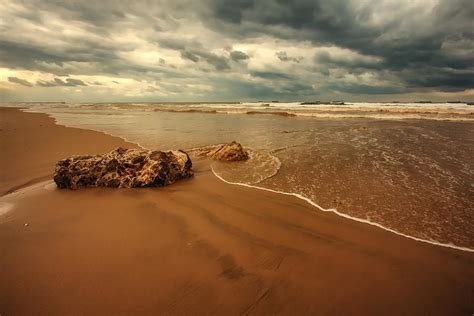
0,0,473,102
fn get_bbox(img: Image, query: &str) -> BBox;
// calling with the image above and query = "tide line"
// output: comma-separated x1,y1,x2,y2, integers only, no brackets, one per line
211,167,474,253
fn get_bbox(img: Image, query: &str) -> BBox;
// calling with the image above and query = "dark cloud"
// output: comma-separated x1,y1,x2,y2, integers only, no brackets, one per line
251,71,293,80
276,51,302,63
0,40,70,70
181,49,230,70
160,37,196,51
62,78,87,86
402,69,474,92
332,83,407,95
197,51,230,70
230,50,249,61
207,0,474,92
212,0,254,24
280,82,315,95
314,51,382,74
181,50,199,62
213,78,287,99
8,77,33,87
37,78,88,87
0,37,124,78
208,0,378,43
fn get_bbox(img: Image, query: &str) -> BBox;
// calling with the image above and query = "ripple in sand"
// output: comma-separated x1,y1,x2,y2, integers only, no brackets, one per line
0,202,14,216
43,182,57,191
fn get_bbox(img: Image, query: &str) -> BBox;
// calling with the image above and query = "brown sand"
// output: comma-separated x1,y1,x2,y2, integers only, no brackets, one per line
0,108,473,314
0,108,139,196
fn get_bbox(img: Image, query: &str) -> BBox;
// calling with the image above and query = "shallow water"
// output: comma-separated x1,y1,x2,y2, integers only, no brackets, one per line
5,102,474,249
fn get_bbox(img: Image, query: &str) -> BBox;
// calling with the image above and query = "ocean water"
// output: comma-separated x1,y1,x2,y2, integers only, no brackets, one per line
5,101,474,250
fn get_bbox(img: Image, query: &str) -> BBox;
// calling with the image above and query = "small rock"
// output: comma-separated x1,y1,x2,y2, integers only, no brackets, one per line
208,141,249,161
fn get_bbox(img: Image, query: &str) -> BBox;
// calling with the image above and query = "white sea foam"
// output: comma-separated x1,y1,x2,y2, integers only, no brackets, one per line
211,166,474,253
13,101,474,122
211,149,282,184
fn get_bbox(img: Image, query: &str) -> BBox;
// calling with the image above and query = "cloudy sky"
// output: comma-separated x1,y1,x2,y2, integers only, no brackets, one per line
1,0,473,102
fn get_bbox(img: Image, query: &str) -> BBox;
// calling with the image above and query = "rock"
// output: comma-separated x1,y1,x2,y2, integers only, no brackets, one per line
207,141,249,161
53,147,193,189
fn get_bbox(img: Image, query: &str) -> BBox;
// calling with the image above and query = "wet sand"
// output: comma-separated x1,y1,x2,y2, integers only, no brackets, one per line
0,108,139,196
0,108,473,314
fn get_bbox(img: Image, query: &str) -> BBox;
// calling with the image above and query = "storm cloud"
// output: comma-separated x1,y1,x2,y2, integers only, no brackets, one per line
276,51,302,63
37,78,88,87
8,76,33,87
0,0,473,102
230,50,249,61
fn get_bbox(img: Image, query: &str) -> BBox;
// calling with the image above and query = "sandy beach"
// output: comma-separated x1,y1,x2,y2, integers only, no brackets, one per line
1,107,473,314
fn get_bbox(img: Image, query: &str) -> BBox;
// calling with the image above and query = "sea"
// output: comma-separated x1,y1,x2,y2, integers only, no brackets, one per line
4,101,474,250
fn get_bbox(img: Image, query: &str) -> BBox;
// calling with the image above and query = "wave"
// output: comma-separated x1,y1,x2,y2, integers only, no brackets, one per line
211,149,281,184
189,145,282,185
211,168,474,253
143,104,474,121
246,111,296,117
11,101,474,122
154,108,218,114
295,112,474,122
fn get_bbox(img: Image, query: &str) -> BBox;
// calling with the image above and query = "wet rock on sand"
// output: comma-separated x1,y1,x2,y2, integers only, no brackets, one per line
207,141,249,161
192,141,249,162
54,147,193,189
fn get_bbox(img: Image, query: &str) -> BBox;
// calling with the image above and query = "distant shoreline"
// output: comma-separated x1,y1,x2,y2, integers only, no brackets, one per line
2,100,474,105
